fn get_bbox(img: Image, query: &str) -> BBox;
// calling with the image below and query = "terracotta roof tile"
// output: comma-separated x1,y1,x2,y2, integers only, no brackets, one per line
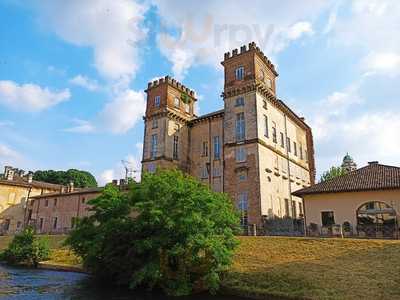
293,163,400,196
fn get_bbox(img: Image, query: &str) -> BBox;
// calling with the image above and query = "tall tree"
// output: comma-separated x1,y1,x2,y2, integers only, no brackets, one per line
33,169,97,187
320,166,347,183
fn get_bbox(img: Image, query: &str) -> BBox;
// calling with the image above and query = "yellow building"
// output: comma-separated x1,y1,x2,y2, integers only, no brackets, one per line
142,42,315,231
0,166,63,235
293,162,400,238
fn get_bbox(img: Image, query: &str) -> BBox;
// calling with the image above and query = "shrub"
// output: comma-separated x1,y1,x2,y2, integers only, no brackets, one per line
0,227,50,267
67,169,240,296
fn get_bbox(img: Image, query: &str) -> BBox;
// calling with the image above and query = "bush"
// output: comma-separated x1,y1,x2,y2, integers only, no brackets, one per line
0,227,50,267
66,169,240,296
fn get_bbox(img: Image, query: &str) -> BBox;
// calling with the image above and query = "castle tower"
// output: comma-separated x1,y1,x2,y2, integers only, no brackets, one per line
141,76,197,173
221,42,314,227
341,153,357,172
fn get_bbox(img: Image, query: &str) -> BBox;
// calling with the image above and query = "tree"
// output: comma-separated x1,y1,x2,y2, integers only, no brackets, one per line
33,169,97,188
0,227,50,267
66,169,240,296
320,166,347,183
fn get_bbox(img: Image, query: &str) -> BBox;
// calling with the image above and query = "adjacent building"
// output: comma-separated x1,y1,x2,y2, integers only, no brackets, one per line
293,162,400,238
142,42,315,228
0,166,63,235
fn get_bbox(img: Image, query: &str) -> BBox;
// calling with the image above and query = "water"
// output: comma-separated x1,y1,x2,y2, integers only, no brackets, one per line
0,264,249,300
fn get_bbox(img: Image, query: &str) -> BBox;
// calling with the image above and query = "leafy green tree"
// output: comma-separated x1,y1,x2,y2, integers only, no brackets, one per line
0,227,50,267
320,166,347,182
66,169,240,296
33,169,97,187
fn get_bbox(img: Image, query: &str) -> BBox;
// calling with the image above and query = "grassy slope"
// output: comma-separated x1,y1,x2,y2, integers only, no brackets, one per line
1,235,400,299
224,236,400,300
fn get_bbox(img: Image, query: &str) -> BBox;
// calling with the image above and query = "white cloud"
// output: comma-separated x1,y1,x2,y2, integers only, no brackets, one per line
69,75,101,91
362,52,400,76
0,80,70,112
0,144,24,171
64,119,95,133
99,169,115,186
100,89,146,134
153,0,333,79
35,0,148,82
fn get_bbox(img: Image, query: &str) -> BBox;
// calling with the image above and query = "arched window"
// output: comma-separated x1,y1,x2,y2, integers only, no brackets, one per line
356,201,397,238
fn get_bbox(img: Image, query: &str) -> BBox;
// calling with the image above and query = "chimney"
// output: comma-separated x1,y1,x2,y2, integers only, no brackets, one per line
27,171,33,183
68,181,74,192
112,179,118,186
368,161,379,166
119,179,126,186
5,166,15,181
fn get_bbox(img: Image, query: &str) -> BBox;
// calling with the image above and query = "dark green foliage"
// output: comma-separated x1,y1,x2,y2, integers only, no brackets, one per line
320,166,347,183
0,227,50,267
66,169,240,296
33,169,97,188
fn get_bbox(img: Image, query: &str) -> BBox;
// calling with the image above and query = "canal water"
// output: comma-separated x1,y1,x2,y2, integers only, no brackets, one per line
0,264,250,300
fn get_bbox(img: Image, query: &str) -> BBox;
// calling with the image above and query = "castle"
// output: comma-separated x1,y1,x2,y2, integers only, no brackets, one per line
141,42,315,227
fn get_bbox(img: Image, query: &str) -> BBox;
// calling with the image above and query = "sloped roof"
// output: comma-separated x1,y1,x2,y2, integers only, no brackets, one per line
30,187,103,199
293,163,400,197
0,176,63,190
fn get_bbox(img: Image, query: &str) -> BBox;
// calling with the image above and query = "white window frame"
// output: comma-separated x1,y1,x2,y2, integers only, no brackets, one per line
235,112,245,141
154,96,160,107
235,66,244,80
235,147,246,162
151,134,158,158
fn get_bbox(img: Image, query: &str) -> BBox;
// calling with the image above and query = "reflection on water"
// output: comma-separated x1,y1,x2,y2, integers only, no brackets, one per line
0,264,249,300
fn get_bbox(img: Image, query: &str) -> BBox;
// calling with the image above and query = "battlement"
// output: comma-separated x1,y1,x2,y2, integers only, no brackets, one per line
223,42,278,76
146,75,196,98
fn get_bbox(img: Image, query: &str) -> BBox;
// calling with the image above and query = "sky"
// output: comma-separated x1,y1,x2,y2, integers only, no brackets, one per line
0,0,399,185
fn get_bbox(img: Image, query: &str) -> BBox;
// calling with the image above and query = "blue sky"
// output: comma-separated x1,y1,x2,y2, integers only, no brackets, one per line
0,0,399,184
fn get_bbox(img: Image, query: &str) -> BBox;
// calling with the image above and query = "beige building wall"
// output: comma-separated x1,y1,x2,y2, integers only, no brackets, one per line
304,189,400,231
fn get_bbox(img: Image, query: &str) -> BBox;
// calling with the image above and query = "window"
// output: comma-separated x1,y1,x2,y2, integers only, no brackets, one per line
54,198,57,207
148,163,156,173
4,219,10,231
235,112,245,141
292,200,297,218
321,211,335,226
53,217,58,229
213,167,221,177
152,118,158,129
287,137,291,152
238,192,248,226
184,103,190,113
264,115,269,138
263,99,267,109
266,78,272,89
151,134,158,158
235,97,244,106
272,126,277,143
299,202,303,216
284,199,290,217
300,144,303,160
174,97,180,108
202,141,208,157
173,136,179,160
235,66,244,80
45,199,49,207
82,197,86,204
17,221,22,229
201,166,209,179
213,136,220,159
235,147,246,162
154,96,160,107
39,218,44,230
294,142,297,156
280,132,285,148
238,170,247,181
71,217,76,229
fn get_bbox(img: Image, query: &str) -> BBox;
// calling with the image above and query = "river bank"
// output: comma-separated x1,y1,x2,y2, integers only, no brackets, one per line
2,235,400,299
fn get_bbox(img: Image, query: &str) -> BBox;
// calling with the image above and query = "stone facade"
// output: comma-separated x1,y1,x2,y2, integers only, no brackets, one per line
142,42,315,227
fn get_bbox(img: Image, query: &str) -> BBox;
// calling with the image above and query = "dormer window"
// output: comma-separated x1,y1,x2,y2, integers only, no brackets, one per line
154,96,160,107
235,66,244,80
174,97,180,108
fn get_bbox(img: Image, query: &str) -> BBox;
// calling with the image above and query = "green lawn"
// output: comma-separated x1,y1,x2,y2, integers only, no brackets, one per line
1,235,400,299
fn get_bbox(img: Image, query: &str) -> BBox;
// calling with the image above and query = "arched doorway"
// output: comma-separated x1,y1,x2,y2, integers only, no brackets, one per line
356,201,398,238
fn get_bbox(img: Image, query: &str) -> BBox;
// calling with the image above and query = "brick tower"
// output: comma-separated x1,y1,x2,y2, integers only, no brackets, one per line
142,76,197,173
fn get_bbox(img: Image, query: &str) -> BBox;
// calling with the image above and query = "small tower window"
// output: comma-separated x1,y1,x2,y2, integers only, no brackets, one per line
174,97,180,108
235,112,245,141
152,118,158,129
173,136,179,160
235,66,244,80
264,115,269,138
154,96,160,107
235,97,244,107
266,78,272,89
184,103,190,113
235,147,246,162
151,134,158,158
